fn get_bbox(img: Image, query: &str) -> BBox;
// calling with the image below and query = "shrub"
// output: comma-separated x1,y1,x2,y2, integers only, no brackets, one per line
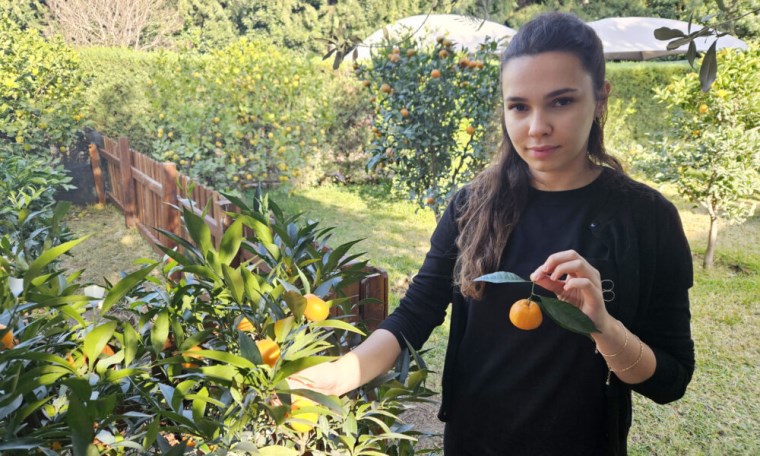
0,191,434,454
357,36,502,219
0,15,88,156
0,150,73,261
144,39,346,191
77,47,162,154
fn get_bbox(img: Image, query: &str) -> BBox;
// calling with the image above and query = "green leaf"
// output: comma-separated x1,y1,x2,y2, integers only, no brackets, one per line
535,296,599,335
24,236,89,289
101,263,157,314
699,42,718,92
183,206,213,256
281,388,343,413
274,356,335,384
474,271,529,283
123,323,139,367
312,319,366,336
143,417,160,449
283,291,306,319
66,380,94,456
219,218,243,265
239,330,262,365
185,349,256,370
84,321,117,371
151,309,170,355
222,264,244,303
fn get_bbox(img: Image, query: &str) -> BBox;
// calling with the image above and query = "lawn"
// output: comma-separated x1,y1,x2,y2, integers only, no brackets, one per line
62,181,759,454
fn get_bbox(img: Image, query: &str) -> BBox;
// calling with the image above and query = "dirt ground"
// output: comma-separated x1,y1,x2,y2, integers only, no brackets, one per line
60,203,160,286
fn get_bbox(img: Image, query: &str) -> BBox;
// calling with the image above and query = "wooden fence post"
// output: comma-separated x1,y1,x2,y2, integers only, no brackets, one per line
119,136,137,228
88,143,106,206
161,162,180,248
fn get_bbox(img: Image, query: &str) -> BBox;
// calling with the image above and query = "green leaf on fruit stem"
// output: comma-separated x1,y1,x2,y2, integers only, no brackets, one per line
535,296,600,335
101,262,157,314
24,236,89,289
699,42,718,92
474,271,529,283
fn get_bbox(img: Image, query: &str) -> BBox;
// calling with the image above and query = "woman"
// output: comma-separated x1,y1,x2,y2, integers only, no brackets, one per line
291,12,695,455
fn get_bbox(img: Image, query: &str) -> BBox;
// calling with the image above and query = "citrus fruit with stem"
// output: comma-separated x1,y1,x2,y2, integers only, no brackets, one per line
0,324,15,350
509,298,543,330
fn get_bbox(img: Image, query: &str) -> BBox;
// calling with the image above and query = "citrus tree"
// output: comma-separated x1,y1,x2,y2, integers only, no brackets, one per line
0,188,434,454
641,46,760,269
356,35,501,219
0,15,88,156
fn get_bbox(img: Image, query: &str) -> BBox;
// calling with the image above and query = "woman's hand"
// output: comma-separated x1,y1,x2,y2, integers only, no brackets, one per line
529,249,615,332
286,361,342,397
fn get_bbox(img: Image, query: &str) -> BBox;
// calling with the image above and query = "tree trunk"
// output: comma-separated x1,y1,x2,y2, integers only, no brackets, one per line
703,214,719,269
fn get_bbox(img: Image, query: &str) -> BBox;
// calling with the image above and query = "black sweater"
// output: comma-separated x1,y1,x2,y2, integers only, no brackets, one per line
379,169,695,455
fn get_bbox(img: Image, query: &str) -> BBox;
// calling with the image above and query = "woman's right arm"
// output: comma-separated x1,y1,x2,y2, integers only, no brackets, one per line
288,328,401,396
289,190,464,395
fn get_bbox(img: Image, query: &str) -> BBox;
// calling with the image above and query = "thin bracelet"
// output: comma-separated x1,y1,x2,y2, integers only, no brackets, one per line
595,320,628,357
605,337,644,385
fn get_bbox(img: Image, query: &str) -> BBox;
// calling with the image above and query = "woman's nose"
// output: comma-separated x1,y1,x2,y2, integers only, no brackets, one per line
528,111,551,137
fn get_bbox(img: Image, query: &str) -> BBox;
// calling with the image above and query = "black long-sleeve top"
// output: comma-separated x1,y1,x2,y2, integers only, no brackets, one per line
379,168,695,455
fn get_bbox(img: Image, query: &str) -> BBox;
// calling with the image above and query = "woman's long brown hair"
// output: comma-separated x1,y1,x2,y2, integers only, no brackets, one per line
454,13,625,300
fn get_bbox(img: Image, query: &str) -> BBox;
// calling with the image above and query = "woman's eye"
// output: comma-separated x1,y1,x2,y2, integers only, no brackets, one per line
552,97,574,107
507,103,528,112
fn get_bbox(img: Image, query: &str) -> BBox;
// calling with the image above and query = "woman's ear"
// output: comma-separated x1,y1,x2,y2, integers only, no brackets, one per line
596,80,612,118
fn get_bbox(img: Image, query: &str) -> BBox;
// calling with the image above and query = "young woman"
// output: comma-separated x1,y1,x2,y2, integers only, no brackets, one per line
291,12,695,455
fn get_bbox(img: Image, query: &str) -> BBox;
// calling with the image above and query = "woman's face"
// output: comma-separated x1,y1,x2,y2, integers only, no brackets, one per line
501,51,608,190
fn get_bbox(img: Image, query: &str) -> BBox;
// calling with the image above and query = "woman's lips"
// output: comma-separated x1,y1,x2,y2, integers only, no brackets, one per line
528,145,559,158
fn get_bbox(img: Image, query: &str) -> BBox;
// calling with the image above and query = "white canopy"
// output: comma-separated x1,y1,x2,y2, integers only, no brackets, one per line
352,14,516,61
588,17,748,60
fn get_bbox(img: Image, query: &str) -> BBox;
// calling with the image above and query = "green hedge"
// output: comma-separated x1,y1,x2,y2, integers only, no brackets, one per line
78,47,163,154
607,61,691,142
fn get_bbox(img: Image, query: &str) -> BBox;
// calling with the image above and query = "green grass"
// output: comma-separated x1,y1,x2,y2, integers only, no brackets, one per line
269,181,760,455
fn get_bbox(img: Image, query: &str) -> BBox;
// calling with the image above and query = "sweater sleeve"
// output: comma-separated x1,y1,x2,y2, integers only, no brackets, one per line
377,193,460,351
630,197,695,404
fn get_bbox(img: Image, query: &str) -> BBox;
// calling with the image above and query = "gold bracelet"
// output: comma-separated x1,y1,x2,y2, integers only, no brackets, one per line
605,337,644,385
596,320,627,357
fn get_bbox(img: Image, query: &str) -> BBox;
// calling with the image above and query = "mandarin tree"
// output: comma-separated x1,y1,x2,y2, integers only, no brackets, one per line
0,15,87,156
356,35,501,219
641,46,760,268
146,38,336,190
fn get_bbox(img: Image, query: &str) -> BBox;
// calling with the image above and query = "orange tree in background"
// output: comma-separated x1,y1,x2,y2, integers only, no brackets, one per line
146,38,342,191
356,35,501,219
0,15,87,156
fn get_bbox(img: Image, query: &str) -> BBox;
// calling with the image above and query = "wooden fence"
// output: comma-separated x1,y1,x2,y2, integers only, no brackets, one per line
91,135,388,330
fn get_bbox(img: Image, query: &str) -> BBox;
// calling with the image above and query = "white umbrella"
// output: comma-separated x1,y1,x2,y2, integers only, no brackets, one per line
588,17,748,60
352,14,516,61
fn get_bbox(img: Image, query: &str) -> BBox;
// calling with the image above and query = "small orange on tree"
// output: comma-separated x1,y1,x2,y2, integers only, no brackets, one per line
0,324,15,350
237,317,254,332
256,337,281,367
303,294,329,322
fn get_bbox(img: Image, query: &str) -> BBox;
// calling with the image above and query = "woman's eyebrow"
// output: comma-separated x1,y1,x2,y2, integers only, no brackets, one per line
505,87,578,102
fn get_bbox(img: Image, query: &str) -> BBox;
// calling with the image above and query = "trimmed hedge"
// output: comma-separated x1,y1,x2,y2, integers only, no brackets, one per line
607,61,691,141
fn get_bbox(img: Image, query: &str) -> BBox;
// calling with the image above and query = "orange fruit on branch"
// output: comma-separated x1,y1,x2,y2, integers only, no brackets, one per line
466,125,476,136
509,298,543,330
430,69,442,79
237,317,254,332
400,108,410,118
289,396,319,433
303,294,329,322
0,324,15,350
256,337,281,367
